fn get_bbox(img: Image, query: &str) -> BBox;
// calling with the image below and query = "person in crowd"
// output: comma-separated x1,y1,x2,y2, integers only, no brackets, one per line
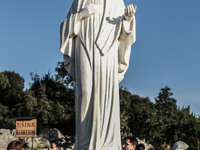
172,141,189,150
122,136,138,150
136,143,145,150
48,140,59,150
7,140,24,150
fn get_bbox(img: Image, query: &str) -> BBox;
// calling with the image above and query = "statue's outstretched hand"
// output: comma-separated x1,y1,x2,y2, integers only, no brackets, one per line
124,4,137,21
77,4,101,21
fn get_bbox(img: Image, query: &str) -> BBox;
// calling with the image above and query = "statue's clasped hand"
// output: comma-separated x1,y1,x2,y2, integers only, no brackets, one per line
124,4,137,22
77,4,101,21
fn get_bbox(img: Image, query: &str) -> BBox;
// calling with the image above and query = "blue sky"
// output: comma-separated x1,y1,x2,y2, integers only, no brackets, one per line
0,0,200,116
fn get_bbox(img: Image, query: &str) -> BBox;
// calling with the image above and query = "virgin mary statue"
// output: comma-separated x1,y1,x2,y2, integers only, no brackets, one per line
60,0,136,149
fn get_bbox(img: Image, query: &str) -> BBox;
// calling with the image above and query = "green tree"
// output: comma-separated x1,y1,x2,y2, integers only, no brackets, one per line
29,67,75,135
0,71,25,107
0,73,9,90
119,87,155,141
36,85,53,132
151,86,178,148
0,104,15,129
150,86,200,149
17,90,37,117
174,107,200,149
129,95,155,141
55,61,75,88
1,65,199,149
120,87,132,135
155,86,176,106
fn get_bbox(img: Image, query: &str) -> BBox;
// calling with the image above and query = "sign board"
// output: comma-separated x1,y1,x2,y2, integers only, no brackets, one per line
16,117,37,138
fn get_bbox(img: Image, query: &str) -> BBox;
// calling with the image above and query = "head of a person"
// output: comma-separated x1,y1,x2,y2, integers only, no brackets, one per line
51,140,57,148
123,136,138,150
136,143,145,150
172,141,189,150
7,140,24,150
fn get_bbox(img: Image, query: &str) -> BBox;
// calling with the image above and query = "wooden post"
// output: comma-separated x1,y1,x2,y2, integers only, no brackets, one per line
32,137,34,150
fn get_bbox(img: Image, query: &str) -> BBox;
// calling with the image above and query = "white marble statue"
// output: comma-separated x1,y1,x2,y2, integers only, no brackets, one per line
60,0,136,149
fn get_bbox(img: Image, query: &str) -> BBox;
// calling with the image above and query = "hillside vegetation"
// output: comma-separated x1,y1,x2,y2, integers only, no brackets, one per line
0,62,199,149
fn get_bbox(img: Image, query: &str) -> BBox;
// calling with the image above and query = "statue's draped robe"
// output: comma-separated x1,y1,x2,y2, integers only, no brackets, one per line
60,0,136,149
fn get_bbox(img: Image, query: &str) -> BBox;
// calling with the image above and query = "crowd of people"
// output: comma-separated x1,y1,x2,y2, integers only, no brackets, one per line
121,136,190,150
6,137,189,150
6,139,59,150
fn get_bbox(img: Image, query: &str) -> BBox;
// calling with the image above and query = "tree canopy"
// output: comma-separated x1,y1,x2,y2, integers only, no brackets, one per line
0,63,199,149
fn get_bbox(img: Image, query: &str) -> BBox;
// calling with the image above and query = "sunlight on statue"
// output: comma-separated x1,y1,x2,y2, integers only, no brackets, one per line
60,0,136,149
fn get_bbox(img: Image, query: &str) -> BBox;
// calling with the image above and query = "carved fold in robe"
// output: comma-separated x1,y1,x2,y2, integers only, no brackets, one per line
60,0,136,149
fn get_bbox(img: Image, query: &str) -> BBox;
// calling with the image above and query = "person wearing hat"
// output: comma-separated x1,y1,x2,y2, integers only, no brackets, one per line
172,141,189,150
